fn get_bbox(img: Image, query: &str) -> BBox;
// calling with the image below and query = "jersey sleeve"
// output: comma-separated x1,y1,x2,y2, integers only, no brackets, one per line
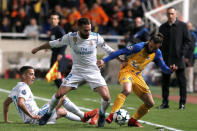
97,34,114,54
49,34,70,48
102,42,145,63
18,85,30,100
8,89,14,98
154,50,171,74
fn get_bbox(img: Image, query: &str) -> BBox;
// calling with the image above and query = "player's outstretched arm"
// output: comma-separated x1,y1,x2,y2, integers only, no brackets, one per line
154,50,178,74
31,42,51,54
17,97,41,120
3,97,13,123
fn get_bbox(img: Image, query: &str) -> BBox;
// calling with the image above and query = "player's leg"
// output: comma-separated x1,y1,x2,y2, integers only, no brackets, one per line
48,72,82,115
128,92,154,127
39,86,72,125
84,71,110,127
128,76,152,127
94,86,111,127
56,107,82,121
106,73,132,124
61,96,98,124
54,72,62,88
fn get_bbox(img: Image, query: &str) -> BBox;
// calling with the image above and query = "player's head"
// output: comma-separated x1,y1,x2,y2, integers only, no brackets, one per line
19,66,35,85
147,33,164,53
50,13,60,27
167,7,177,24
78,17,91,39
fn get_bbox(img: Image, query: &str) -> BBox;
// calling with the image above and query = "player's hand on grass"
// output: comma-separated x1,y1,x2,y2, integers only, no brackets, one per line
31,48,39,54
31,114,41,120
97,60,104,69
170,64,178,72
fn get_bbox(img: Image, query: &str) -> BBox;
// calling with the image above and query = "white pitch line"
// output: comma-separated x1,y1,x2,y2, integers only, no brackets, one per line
0,88,183,131
83,98,136,110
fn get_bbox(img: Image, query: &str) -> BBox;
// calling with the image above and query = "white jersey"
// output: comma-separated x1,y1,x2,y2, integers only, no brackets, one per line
49,32,114,72
8,82,39,123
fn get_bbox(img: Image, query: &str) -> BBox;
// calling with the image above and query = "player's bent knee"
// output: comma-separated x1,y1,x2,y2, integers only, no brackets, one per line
122,89,132,96
102,95,111,101
146,101,155,109
55,92,64,99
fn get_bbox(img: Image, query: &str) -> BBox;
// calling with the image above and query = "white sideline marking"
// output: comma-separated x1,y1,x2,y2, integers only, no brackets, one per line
0,88,183,131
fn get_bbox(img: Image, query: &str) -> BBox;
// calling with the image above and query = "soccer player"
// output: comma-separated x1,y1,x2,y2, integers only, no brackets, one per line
3,66,98,125
31,18,114,127
97,33,177,127
49,13,67,88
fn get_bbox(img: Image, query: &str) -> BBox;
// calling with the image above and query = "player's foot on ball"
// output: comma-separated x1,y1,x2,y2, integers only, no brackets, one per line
128,118,143,127
89,112,99,125
39,112,52,125
106,113,114,124
81,109,98,122
98,110,105,127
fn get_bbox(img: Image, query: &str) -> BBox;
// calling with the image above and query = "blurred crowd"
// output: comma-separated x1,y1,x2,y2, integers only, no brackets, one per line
0,0,152,41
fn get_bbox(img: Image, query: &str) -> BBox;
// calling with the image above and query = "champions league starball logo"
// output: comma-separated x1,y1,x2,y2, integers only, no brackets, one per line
73,37,77,44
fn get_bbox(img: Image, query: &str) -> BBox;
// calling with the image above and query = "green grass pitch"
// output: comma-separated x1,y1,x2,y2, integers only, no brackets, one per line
0,79,196,131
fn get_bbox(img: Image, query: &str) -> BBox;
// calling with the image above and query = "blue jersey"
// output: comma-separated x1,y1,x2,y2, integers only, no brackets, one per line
103,42,171,74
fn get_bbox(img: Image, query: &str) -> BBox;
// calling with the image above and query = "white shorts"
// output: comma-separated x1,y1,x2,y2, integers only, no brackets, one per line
24,104,57,124
61,69,107,90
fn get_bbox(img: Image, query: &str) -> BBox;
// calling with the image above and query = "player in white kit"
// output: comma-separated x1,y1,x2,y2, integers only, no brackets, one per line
31,18,114,127
3,66,99,125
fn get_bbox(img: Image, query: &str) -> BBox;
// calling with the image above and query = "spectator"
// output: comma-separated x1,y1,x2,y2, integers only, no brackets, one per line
15,20,24,33
110,4,124,23
108,20,121,37
1,17,12,32
116,0,126,11
185,22,195,93
120,9,134,35
158,7,191,110
14,7,28,32
126,0,136,9
81,3,91,21
101,0,114,17
90,2,109,26
59,17,71,34
68,6,81,31
54,5,63,18
132,0,144,18
130,17,150,43
23,18,39,38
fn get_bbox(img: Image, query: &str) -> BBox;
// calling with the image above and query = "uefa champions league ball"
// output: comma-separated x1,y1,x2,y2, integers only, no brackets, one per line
113,109,130,126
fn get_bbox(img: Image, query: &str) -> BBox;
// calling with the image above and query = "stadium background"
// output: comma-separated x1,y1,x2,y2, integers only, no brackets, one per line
0,0,197,130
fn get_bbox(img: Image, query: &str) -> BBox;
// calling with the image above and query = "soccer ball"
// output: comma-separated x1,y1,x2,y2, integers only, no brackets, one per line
113,109,130,126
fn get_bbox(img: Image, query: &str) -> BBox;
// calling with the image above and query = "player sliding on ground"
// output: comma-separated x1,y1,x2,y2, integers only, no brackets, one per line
97,33,178,127
31,18,115,127
3,66,98,125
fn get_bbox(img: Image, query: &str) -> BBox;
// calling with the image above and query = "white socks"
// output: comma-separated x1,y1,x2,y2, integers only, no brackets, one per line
49,94,60,113
65,111,81,121
100,98,110,114
63,97,84,118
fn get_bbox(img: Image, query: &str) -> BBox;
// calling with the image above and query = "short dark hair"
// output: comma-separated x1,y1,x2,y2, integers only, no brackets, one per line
19,66,34,76
150,33,164,44
50,12,60,19
167,7,176,11
78,18,90,27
